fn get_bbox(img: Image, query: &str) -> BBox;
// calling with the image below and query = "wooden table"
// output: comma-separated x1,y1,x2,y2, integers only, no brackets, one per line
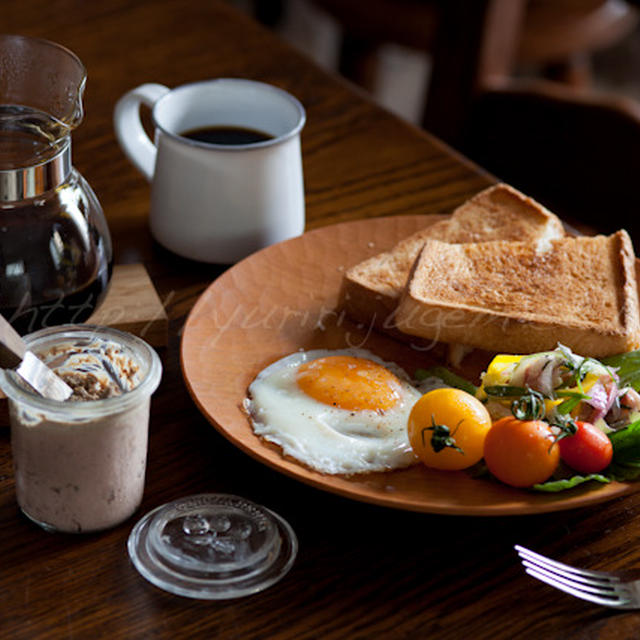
1,2,638,638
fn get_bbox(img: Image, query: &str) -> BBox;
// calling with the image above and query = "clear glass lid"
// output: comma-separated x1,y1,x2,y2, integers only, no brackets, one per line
127,494,298,600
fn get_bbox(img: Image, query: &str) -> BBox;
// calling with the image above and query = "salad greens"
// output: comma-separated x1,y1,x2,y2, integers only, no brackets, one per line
602,350,640,391
415,366,477,395
533,474,611,492
607,419,640,481
419,348,640,493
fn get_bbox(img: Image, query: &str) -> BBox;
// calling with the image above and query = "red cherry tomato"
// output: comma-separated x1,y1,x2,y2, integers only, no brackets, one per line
558,421,613,474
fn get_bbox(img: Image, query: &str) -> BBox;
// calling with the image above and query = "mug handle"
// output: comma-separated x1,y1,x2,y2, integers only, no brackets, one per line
113,83,170,181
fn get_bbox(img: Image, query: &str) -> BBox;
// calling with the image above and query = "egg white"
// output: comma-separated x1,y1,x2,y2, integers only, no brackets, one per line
243,348,421,475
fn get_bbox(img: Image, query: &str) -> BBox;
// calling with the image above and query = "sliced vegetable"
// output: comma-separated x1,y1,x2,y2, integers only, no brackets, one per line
510,351,565,397
417,347,640,493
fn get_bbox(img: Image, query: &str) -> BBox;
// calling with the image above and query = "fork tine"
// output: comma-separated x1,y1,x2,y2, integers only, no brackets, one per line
519,557,619,589
522,561,620,596
515,545,639,609
524,567,635,609
515,545,620,584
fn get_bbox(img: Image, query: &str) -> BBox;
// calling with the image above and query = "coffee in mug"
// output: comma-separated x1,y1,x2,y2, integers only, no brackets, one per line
114,79,306,263
180,125,275,145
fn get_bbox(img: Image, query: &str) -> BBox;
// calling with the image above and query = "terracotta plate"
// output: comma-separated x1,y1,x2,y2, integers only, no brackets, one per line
181,215,637,515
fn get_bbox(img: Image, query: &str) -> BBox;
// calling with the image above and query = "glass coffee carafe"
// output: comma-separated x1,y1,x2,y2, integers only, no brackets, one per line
0,35,112,335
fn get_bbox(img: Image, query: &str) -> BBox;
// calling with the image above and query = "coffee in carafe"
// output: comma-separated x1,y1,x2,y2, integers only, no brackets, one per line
0,36,112,335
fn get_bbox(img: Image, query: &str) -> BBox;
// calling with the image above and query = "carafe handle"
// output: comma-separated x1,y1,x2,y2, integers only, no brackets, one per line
113,83,170,181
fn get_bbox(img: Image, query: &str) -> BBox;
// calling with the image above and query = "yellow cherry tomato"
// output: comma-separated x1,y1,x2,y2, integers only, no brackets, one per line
407,388,492,470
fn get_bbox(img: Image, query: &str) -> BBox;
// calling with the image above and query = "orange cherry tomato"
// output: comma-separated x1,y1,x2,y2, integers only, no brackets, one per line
558,421,613,474
483,417,560,487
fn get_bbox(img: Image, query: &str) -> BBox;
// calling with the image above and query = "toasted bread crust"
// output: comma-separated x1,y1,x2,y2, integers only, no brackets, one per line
434,182,564,243
394,231,640,357
339,183,565,330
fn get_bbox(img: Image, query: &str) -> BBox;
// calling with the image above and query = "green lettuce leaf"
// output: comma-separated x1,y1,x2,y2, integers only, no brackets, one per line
601,349,640,390
607,419,640,480
533,474,611,492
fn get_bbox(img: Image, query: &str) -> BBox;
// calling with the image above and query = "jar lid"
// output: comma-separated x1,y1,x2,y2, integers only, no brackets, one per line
127,494,297,600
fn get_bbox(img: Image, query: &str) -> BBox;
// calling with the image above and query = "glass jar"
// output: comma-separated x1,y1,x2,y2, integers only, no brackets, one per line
0,325,162,533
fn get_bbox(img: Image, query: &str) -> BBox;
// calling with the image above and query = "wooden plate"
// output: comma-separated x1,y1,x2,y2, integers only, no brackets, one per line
181,215,637,515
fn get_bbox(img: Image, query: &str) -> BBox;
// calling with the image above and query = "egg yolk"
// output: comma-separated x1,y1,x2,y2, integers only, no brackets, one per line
296,356,401,411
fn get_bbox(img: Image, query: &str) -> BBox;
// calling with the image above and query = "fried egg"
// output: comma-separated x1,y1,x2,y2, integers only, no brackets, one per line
243,349,421,474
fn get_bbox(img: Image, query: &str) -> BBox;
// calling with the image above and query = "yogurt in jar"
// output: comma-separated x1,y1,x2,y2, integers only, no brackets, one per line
1,326,162,533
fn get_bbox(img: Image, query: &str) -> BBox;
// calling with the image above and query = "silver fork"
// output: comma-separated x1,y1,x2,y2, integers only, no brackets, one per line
515,545,640,609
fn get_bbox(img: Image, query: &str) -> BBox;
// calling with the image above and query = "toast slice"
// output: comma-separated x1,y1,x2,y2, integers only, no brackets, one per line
394,230,640,357
339,183,565,331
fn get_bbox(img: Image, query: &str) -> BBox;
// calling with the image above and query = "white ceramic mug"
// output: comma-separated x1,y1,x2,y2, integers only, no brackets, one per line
114,79,306,263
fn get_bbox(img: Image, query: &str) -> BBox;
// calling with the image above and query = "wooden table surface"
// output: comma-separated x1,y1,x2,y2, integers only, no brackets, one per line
1,2,639,638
